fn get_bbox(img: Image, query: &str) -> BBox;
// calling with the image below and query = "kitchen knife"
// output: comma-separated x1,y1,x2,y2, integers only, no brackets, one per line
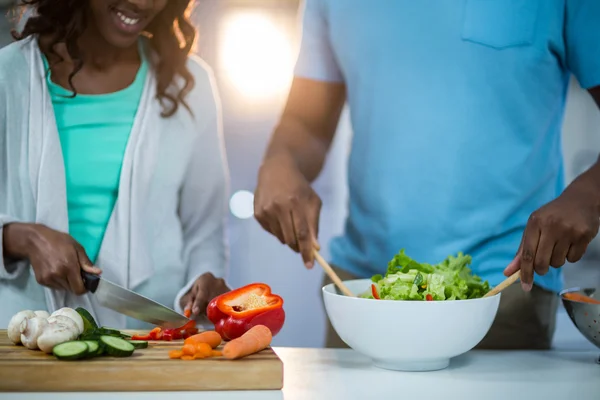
81,271,190,329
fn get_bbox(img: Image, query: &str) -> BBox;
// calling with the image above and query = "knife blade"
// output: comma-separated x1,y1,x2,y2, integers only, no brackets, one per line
81,271,190,329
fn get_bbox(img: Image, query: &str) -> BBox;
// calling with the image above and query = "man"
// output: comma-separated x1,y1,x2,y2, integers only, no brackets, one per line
254,0,600,349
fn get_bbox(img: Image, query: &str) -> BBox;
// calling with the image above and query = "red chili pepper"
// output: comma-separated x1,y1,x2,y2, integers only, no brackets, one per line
131,334,152,341
426,294,433,301
371,284,380,299
207,283,285,341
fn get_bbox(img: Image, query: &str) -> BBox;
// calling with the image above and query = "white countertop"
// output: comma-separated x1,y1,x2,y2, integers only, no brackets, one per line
2,347,599,400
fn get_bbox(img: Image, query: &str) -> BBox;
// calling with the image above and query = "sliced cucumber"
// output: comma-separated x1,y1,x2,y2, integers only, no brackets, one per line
100,335,135,357
128,340,148,349
76,307,99,332
53,341,89,361
83,340,101,357
98,327,123,336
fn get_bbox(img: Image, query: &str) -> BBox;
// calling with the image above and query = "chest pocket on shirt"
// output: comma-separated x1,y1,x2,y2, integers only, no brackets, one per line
461,0,540,49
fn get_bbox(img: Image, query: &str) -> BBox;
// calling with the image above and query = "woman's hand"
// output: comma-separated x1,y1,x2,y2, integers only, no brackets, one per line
3,223,101,295
504,173,600,290
180,272,230,318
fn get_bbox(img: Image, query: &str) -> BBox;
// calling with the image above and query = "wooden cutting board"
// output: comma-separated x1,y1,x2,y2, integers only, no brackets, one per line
0,330,283,392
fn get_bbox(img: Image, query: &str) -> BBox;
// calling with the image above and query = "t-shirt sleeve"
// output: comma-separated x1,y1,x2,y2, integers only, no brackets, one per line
565,0,600,89
293,0,344,82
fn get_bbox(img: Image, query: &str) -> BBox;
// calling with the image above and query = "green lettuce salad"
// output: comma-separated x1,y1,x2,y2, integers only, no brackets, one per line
361,249,490,301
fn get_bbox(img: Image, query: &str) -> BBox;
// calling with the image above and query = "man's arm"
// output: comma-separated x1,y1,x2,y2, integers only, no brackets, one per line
262,77,346,182
255,78,345,267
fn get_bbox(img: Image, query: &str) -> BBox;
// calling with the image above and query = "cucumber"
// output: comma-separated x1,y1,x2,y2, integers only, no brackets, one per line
98,327,123,336
76,307,98,332
128,340,148,349
83,340,101,357
53,341,90,361
100,335,135,357
80,327,129,341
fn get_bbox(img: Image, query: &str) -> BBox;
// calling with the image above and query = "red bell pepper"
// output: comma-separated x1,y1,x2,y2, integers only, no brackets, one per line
206,283,285,341
131,319,198,341
371,284,380,299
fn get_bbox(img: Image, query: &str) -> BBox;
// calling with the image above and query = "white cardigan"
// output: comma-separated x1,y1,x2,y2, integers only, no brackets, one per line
0,37,230,329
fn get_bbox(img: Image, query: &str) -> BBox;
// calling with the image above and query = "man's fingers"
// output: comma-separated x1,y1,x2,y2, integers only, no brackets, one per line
533,232,554,276
566,242,587,263
520,219,541,291
292,211,315,269
267,220,286,244
279,211,299,252
550,239,571,268
503,254,520,277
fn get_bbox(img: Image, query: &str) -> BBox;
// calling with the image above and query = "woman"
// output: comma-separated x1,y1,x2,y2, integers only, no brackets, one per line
0,0,230,329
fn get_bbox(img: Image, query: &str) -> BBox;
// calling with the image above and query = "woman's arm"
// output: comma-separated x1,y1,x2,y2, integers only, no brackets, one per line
173,61,231,317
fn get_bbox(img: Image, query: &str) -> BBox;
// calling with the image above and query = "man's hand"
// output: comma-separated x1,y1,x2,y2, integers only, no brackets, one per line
254,156,322,269
504,174,600,291
3,223,101,295
180,272,230,318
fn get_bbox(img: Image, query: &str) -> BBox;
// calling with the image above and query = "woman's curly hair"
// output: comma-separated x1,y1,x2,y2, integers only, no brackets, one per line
12,0,196,117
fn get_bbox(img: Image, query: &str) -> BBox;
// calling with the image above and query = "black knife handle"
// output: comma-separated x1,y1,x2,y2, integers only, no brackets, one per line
81,270,100,293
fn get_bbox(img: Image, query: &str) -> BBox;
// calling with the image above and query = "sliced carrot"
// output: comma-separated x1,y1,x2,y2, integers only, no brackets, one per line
195,342,213,357
193,353,206,360
211,350,223,357
564,292,600,304
184,331,222,349
182,343,197,356
181,355,195,360
184,309,192,318
169,350,183,359
222,325,272,360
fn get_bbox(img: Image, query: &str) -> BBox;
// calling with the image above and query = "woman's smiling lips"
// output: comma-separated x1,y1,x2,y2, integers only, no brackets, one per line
110,7,145,35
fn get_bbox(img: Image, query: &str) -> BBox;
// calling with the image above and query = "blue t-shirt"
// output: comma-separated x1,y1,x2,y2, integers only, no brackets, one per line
294,0,600,293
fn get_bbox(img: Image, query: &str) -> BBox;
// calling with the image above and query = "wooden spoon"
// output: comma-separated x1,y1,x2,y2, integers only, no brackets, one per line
313,250,356,297
483,270,520,298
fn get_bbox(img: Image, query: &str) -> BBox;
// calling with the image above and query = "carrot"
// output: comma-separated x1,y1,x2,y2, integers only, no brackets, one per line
184,331,222,349
181,355,194,361
222,325,272,360
564,292,600,304
184,309,192,318
195,342,213,357
211,350,223,357
182,343,197,356
169,350,183,359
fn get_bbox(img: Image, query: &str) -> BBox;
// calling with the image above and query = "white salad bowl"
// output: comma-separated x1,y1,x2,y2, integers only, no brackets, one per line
323,279,501,372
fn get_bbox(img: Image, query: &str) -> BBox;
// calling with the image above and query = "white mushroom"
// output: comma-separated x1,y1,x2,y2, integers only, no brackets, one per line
47,315,80,336
7,310,36,345
37,323,79,354
50,308,84,334
19,316,49,350
34,310,50,319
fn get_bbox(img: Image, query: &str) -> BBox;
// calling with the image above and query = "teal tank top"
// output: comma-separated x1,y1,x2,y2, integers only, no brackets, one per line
43,49,148,263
